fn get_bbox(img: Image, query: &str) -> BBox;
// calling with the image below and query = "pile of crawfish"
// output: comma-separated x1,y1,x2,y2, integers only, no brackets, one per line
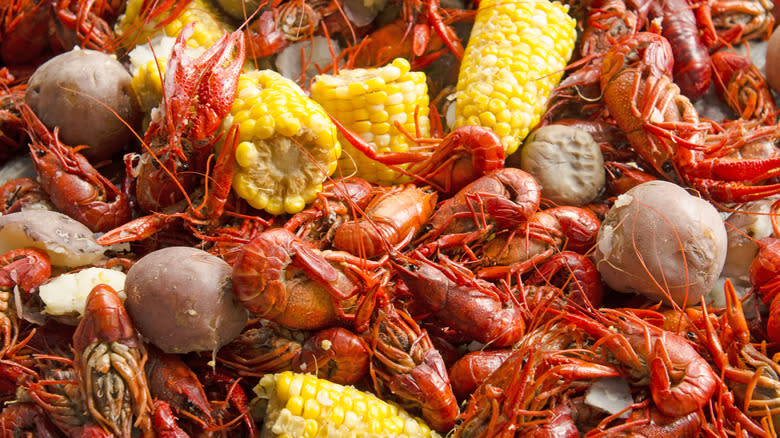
2,0,780,436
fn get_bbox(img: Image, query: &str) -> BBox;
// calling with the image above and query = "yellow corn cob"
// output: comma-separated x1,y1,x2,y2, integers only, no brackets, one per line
454,0,576,156
310,58,430,185
115,0,233,51
130,56,167,115
224,70,341,215
253,371,441,438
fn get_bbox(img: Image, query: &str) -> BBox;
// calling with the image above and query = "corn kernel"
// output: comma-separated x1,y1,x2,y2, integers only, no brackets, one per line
267,196,285,216
302,398,321,420
303,419,318,438
285,195,306,215
286,396,304,416
235,142,258,168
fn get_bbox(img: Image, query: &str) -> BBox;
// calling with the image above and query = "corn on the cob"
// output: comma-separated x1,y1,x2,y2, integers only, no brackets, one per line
223,69,341,215
115,0,233,51
253,371,441,438
454,0,576,156
310,58,430,185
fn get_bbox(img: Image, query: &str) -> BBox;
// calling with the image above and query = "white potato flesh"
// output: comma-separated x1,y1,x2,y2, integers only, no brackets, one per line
39,268,126,316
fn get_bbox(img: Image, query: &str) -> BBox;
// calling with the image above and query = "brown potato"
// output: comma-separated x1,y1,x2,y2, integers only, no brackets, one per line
767,29,780,94
518,125,605,206
124,247,248,354
593,181,727,306
25,48,141,162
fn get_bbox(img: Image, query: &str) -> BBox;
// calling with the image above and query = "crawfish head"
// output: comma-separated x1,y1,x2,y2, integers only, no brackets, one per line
72,284,151,438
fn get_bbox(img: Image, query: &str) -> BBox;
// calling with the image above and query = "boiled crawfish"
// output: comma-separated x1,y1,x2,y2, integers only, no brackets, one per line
0,248,51,357
564,307,718,417
397,255,527,347
133,22,245,214
72,284,152,437
363,302,458,433
712,50,776,121
232,227,373,330
601,32,780,203
20,104,132,233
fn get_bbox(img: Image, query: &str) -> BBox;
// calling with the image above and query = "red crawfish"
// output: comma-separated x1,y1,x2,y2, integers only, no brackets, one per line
0,67,27,164
697,279,777,436
26,366,115,438
72,284,152,437
525,251,604,308
396,255,527,347
564,307,718,417
284,176,375,249
0,177,51,214
454,317,622,437
19,104,132,233
150,400,190,438
219,321,371,385
0,402,63,437
347,0,469,69
133,22,245,214
709,0,774,44
333,120,505,197
601,32,780,203
475,205,600,281
232,227,380,331
749,237,780,343
363,302,458,433
542,0,639,124
145,346,214,430
712,50,776,121
643,0,714,99
448,348,513,401
417,167,541,254
332,184,438,258
585,402,702,438
0,0,118,67
0,248,51,357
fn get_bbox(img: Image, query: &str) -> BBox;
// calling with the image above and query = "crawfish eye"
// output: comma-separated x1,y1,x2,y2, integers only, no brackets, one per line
661,160,675,176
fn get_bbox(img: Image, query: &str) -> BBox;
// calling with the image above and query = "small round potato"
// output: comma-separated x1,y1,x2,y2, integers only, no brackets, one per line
25,48,141,162
593,181,728,306
124,247,248,354
517,125,605,206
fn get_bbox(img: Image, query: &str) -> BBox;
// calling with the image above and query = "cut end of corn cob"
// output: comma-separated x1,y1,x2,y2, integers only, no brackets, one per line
454,0,577,156
311,58,430,185
224,70,341,216
253,371,441,438
115,0,233,51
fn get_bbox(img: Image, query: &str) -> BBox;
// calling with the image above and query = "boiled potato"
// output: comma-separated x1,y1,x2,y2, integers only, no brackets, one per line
25,48,141,162
593,181,728,306
124,246,248,354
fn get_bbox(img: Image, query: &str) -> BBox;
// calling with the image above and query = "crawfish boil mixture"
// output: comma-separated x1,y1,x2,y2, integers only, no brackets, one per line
2,0,780,436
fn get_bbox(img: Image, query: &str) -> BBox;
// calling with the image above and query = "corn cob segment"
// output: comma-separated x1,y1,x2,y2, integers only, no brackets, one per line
454,0,577,156
310,58,430,185
115,0,233,51
253,371,441,438
223,70,341,215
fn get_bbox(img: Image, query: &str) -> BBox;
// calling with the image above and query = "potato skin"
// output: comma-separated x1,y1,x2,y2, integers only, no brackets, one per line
0,210,105,268
25,48,141,162
125,247,248,354
767,30,780,94
518,125,605,206
593,181,727,306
